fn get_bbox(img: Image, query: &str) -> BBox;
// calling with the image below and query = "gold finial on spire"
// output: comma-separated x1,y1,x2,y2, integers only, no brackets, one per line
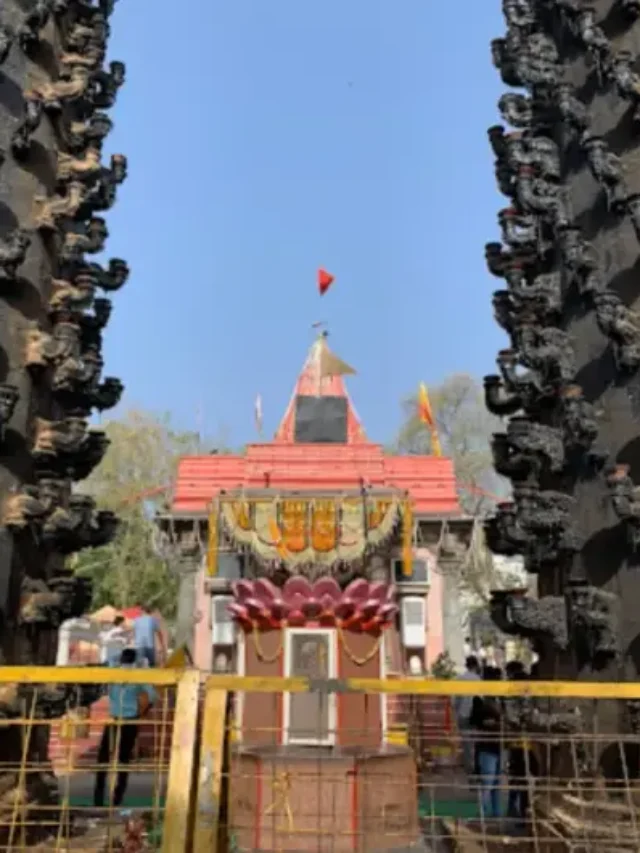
310,331,356,381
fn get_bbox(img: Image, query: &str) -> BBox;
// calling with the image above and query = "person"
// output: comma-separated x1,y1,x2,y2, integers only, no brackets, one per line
100,615,129,666
94,648,156,808
132,604,165,668
452,655,482,775
470,666,503,820
506,663,538,826
505,660,525,679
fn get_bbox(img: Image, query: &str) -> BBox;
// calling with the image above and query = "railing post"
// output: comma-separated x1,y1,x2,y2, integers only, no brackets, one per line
161,669,200,853
193,683,229,851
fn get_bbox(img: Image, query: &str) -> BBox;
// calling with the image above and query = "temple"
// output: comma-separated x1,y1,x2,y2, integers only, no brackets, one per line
161,332,475,677
158,333,475,850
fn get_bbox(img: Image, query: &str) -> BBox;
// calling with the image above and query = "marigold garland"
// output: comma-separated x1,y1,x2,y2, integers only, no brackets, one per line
251,622,283,663
337,625,382,666
249,622,386,667
401,499,413,577
221,494,400,570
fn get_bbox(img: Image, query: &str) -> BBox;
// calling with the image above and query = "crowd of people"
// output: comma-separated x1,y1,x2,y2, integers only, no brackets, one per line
99,605,166,668
93,605,166,809
452,655,540,824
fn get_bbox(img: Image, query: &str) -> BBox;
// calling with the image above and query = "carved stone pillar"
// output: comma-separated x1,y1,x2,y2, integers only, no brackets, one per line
485,0,640,702
0,1,58,649
0,0,126,832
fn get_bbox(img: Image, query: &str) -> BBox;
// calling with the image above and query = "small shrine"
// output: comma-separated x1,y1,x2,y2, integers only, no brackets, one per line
227,575,397,749
160,332,474,852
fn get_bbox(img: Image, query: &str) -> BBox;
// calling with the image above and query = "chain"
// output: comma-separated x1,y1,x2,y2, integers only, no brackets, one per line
337,625,382,666
251,623,283,663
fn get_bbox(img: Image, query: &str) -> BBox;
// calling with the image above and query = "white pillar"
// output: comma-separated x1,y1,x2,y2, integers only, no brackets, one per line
441,571,465,669
56,620,72,666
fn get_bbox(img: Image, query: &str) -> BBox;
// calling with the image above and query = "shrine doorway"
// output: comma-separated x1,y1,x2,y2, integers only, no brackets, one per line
283,628,337,746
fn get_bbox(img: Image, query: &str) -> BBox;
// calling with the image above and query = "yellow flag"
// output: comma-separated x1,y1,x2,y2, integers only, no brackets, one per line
417,382,442,457
417,383,434,426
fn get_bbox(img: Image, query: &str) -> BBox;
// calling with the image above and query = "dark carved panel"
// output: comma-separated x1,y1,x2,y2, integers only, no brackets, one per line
294,395,348,443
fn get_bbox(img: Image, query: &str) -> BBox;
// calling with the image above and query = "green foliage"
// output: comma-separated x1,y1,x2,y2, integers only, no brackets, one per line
389,374,512,602
71,513,179,619
430,651,457,679
392,374,509,515
69,409,206,621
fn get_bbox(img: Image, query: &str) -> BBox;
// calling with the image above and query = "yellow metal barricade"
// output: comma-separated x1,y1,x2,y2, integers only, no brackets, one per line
192,675,640,853
0,665,195,853
4,669,640,852
193,684,229,852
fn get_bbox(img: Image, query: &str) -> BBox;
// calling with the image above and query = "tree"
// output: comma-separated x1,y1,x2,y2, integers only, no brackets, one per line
389,374,512,602
69,410,204,620
393,374,509,515
389,375,521,670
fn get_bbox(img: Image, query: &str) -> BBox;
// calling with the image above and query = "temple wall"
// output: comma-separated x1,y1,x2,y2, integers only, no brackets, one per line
336,630,382,747
240,629,281,746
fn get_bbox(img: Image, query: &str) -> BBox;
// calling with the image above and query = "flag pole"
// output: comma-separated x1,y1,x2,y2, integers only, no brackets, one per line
312,321,327,396
254,394,263,439
195,400,205,451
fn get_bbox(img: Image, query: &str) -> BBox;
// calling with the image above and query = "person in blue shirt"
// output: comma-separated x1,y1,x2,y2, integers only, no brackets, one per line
93,648,157,808
132,604,165,668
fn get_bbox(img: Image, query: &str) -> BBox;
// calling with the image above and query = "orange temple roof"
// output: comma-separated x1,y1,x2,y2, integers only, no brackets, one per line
172,334,460,516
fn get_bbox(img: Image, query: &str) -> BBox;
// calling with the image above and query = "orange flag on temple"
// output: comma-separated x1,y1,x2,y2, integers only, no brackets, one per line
317,268,335,295
417,382,442,457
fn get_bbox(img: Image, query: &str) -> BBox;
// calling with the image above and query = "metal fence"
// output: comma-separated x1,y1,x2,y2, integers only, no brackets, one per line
195,675,640,853
1,671,640,851
0,666,197,853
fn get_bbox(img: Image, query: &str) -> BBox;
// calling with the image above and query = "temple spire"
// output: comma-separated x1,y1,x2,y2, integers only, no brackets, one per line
274,332,365,444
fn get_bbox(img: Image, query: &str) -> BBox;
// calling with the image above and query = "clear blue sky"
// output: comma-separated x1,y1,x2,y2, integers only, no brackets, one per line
103,0,508,447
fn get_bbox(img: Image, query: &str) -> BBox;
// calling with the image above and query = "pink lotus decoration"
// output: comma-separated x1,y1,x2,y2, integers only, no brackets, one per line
228,576,398,634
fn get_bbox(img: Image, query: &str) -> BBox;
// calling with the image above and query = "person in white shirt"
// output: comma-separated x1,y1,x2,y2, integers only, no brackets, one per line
452,655,482,775
100,615,129,666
